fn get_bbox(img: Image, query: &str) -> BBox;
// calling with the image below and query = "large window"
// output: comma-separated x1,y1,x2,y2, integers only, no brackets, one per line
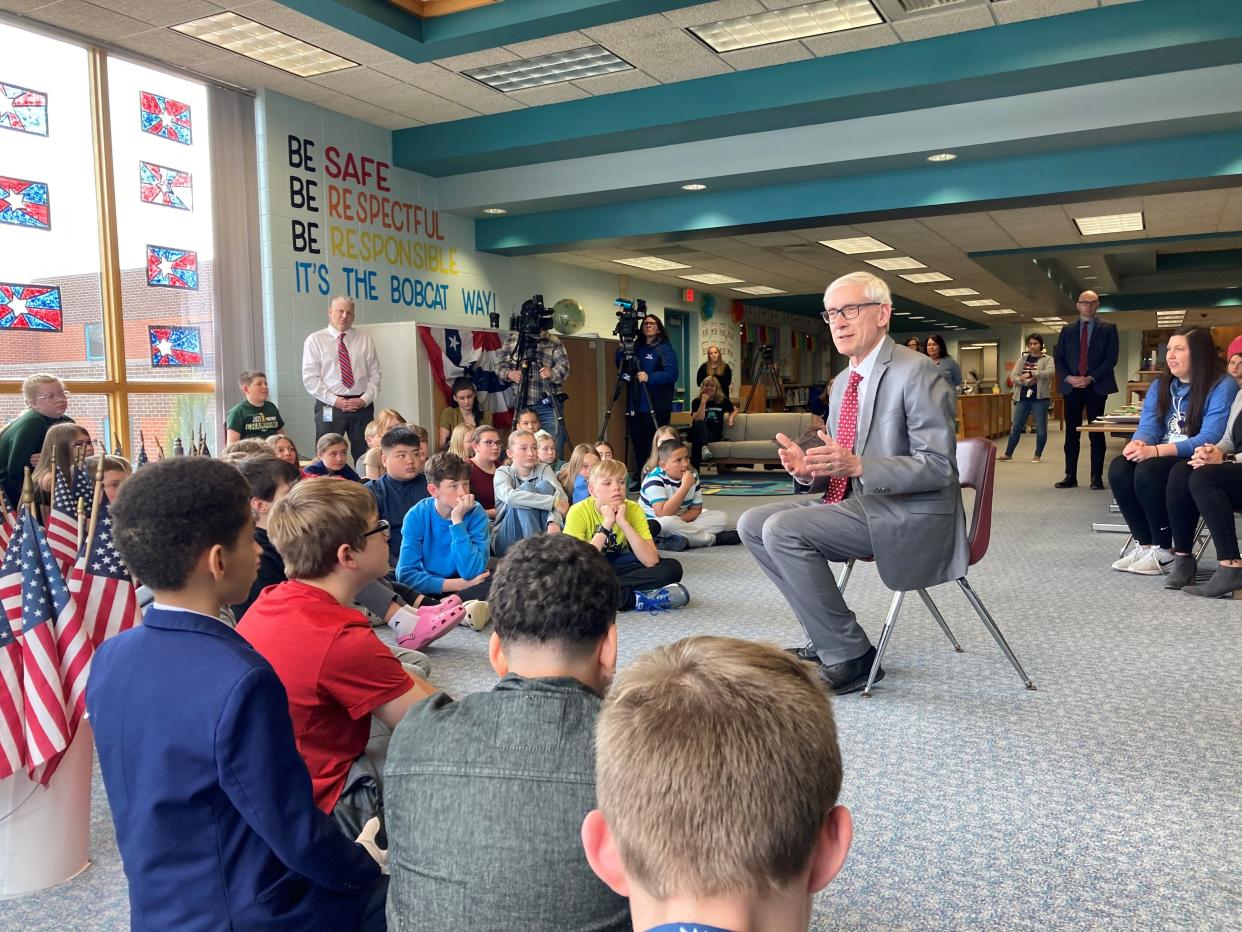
0,20,215,457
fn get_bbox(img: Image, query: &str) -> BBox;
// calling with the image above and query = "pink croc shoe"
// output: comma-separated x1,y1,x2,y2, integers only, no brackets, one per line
394,596,464,651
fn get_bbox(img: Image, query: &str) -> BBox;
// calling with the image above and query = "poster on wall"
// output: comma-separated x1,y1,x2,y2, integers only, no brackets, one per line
138,161,192,211
0,283,62,331
149,324,202,366
146,244,198,290
0,80,48,136
139,90,192,145
0,175,51,229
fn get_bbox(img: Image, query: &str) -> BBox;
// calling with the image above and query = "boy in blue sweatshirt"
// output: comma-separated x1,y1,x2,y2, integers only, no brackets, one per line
366,426,429,565
397,452,491,602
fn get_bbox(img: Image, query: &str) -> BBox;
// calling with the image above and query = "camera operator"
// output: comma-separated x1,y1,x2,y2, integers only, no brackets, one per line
617,314,679,473
497,319,570,457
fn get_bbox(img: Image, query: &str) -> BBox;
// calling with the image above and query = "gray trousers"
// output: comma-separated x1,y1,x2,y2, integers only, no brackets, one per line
737,496,874,666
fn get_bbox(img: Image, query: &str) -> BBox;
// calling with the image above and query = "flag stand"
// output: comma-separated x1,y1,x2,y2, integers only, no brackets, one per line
0,722,92,898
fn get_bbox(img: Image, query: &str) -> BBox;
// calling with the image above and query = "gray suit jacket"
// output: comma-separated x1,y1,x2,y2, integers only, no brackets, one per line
815,338,969,591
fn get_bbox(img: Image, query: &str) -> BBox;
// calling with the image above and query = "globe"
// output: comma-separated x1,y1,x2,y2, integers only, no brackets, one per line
552,298,586,335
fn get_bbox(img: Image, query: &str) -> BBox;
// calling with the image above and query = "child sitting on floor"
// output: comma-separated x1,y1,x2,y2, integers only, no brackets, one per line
558,443,600,505
641,438,740,547
493,429,569,556
396,452,492,604
594,440,615,461
565,458,687,613
302,432,363,482
366,426,429,566
535,430,564,471
514,408,541,435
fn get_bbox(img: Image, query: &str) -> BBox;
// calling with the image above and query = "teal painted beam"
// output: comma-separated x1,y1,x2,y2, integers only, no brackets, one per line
1098,290,1242,313
473,129,1242,255
277,0,704,62
393,0,1242,176
744,293,984,331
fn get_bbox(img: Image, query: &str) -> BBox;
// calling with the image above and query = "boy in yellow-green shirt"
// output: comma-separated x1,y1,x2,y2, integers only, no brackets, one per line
564,458,687,612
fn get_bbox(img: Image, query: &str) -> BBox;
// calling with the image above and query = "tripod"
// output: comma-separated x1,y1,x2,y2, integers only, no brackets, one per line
744,344,785,413
514,332,570,455
598,350,658,473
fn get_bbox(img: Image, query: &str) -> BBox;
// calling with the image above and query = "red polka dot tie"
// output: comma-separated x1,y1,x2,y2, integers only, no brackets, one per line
337,332,355,390
823,370,862,505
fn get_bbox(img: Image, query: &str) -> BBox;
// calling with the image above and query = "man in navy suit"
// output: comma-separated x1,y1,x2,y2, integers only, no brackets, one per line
88,458,385,931
1053,290,1119,490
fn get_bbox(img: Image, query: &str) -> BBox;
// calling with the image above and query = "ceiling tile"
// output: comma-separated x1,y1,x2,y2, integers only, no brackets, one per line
801,23,899,57
369,60,525,113
719,39,813,71
28,0,150,40
102,0,220,27
318,94,403,127
991,0,1097,24
989,206,1079,247
506,82,591,105
111,27,225,67
890,6,995,41
501,30,593,58
573,68,658,95
581,13,673,44
435,46,522,72
305,30,411,68
231,0,335,38
307,67,405,97
194,55,294,90
660,0,767,28
602,29,733,82
0,0,54,12
370,85,480,123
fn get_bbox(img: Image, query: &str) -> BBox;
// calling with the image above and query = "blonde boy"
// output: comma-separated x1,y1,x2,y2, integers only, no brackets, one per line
238,479,437,835
582,636,852,932
564,458,687,612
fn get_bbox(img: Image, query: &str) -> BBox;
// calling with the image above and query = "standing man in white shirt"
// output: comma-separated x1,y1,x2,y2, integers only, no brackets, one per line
302,296,382,459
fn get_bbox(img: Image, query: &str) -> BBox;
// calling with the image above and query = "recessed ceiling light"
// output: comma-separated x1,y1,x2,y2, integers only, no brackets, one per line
611,256,692,271
1076,265,1093,269
681,183,707,191
891,311,910,316
733,285,786,295
818,236,892,254
865,256,925,271
935,288,979,296
689,0,883,53
982,309,1017,315
926,153,957,162
1074,212,1144,235
482,207,507,215
463,45,632,92
680,272,746,285
961,299,1000,307
172,12,358,77
908,316,925,320
900,272,952,283
1083,276,1098,281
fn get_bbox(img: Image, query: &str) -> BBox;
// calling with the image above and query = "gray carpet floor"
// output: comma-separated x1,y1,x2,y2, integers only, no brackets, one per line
4,429,1241,930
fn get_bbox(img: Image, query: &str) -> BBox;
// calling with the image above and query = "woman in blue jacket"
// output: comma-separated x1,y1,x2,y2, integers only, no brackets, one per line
618,314,679,471
1108,326,1238,577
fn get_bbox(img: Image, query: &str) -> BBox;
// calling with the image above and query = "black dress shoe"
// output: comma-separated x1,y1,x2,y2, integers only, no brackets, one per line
1054,477,1077,489
713,529,742,546
1089,476,1105,490
785,643,819,662
818,646,884,695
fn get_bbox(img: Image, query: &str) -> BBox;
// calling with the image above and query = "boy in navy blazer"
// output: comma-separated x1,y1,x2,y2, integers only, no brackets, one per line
88,458,385,931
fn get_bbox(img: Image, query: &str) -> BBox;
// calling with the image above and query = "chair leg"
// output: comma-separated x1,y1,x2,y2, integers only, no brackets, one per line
837,559,855,594
1193,517,1211,561
916,589,963,652
956,577,1036,690
862,590,903,698
1120,533,1134,559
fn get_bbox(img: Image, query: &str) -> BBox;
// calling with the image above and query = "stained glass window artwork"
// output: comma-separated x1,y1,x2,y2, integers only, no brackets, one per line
139,91,191,145
145,244,198,290
148,324,203,366
0,81,48,136
138,161,192,211
0,175,51,229
0,283,62,331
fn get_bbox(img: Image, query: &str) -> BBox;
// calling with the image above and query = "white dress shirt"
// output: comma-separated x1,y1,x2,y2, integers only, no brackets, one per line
301,325,381,406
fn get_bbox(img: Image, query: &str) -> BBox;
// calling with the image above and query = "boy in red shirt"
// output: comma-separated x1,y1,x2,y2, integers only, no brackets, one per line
238,479,437,838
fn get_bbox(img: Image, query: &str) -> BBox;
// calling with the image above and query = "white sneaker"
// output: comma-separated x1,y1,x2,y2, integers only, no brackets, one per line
1128,547,1175,575
1112,545,1147,572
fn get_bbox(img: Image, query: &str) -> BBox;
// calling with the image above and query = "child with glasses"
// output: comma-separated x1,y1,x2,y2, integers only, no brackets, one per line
0,373,75,507
468,425,502,519
238,478,439,840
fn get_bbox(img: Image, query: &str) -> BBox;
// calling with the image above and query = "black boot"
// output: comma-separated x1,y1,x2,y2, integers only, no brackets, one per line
1054,476,1077,488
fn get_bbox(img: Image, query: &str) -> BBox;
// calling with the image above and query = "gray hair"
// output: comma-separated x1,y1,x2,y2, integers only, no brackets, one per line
824,271,892,307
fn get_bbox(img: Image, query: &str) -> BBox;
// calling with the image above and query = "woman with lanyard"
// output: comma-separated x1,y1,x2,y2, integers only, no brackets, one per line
1108,326,1237,576
618,314,679,473
1000,333,1055,462
925,334,962,389
696,344,733,398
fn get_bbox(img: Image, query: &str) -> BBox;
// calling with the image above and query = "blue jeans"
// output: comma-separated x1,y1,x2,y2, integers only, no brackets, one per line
494,479,556,556
1006,397,1049,457
532,401,568,459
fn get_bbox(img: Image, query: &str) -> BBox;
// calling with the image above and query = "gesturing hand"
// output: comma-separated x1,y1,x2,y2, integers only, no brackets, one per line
775,432,809,480
804,429,862,479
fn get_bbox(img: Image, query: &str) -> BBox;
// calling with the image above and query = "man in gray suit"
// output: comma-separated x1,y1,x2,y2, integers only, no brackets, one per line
738,272,968,694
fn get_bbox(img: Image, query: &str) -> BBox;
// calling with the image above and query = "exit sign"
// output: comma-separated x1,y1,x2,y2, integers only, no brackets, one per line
682,288,695,302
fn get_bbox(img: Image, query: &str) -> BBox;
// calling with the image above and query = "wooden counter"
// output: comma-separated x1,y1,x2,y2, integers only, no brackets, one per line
956,394,1011,440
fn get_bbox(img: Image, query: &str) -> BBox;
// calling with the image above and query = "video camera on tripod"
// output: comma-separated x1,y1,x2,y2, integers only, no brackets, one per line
613,297,646,369
511,294,554,345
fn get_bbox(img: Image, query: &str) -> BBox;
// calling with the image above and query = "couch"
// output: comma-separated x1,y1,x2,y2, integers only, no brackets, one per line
705,412,816,470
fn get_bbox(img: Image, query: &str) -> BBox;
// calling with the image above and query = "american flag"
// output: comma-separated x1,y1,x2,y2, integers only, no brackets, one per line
0,510,71,781
0,486,14,554
69,494,141,650
0,610,22,780
46,463,79,572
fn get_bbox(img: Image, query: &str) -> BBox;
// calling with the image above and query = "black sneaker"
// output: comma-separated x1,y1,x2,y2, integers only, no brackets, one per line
654,533,689,551
713,529,741,546
1054,477,1077,489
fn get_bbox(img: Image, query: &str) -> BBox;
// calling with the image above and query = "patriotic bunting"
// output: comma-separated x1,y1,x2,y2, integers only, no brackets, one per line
418,325,516,428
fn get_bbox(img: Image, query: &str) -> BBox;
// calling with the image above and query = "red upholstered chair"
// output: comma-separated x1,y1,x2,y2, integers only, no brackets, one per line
837,437,1036,697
